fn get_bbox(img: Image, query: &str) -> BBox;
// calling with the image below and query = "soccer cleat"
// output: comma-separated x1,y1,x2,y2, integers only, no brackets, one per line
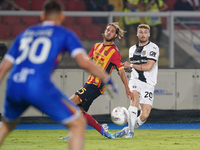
113,127,127,138
125,132,134,138
60,135,70,139
101,124,115,139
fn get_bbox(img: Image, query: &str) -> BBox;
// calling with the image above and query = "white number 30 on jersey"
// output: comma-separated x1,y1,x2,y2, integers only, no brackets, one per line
16,37,51,65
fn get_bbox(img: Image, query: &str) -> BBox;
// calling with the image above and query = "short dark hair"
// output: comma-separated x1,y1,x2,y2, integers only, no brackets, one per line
43,0,63,16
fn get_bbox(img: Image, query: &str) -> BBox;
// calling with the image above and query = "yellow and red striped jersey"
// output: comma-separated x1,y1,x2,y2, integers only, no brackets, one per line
86,43,124,93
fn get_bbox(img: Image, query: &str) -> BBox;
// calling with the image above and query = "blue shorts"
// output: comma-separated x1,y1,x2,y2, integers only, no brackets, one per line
3,81,80,124
75,84,102,112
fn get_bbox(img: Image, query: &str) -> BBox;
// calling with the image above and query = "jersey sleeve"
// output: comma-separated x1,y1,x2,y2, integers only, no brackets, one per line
5,35,21,63
64,30,87,58
129,45,134,59
110,50,124,71
147,44,159,62
88,44,95,59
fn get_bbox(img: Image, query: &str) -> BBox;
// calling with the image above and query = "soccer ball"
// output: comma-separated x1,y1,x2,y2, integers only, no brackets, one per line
111,107,129,126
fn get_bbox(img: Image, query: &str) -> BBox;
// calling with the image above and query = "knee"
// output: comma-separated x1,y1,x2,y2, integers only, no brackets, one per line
130,99,139,107
76,115,86,128
67,114,86,131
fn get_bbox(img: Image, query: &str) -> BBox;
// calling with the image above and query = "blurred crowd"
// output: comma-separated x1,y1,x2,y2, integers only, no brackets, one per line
1,0,199,11
120,0,200,47
0,0,199,45
0,0,23,10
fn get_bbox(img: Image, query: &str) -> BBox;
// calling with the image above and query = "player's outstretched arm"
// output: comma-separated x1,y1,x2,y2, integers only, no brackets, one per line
132,60,155,71
75,53,118,95
75,53,108,81
118,69,134,100
0,59,13,83
123,60,155,72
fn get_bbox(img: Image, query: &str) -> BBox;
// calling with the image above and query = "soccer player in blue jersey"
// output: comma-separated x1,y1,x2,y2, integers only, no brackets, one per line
0,1,116,149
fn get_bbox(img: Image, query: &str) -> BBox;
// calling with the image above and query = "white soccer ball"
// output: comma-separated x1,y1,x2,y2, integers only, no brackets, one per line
111,107,129,126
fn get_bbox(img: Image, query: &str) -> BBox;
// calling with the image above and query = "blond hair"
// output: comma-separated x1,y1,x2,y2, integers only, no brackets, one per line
137,24,150,32
106,22,126,41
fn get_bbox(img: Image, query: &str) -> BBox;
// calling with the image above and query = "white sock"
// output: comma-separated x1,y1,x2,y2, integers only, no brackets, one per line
127,106,138,133
134,117,145,129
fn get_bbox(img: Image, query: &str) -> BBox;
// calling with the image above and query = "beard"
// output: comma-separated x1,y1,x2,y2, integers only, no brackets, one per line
103,34,115,42
105,38,114,42
139,38,148,43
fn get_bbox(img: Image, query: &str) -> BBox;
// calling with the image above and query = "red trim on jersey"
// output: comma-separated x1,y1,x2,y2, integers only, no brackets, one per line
99,44,105,53
103,46,116,70
104,45,115,56
91,76,95,84
76,95,82,103
88,43,101,59
96,79,101,87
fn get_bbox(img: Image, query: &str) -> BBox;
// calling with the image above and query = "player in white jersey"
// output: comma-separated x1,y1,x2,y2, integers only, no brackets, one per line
113,24,159,138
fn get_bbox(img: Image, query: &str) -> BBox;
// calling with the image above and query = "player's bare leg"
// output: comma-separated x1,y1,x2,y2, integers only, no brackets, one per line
139,104,151,121
0,117,19,146
63,95,114,139
69,94,80,105
134,104,152,129
65,114,86,150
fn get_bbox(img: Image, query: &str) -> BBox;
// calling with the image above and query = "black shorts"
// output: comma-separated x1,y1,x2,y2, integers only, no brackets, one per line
75,84,102,112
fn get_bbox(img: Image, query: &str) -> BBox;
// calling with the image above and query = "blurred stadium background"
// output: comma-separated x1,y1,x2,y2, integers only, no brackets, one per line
0,0,200,124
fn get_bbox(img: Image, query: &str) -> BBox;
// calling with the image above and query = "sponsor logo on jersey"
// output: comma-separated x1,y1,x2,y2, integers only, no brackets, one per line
150,51,156,57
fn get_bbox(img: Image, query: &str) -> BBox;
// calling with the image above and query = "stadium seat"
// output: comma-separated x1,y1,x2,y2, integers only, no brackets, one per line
0,16,3,23
165,0,177,10
57,0,67,10
21,16,39,26
0,25,12,39
174,24,183,30
76,17,92,25
188,25,199,30
66,25,84,40
15,0,31,10
98,23,107,32
66,0,85,11
11,24,27,38
31,0,46,10
195,17,200,20
161,17,167,29
62,17,75,26
83,24,102,40
3,16,21,25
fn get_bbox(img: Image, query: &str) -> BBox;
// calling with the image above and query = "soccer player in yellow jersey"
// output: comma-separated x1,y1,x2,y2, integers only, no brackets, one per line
61,22,134,139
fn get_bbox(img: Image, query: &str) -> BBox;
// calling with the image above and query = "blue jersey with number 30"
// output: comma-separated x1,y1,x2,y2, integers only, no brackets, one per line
3,21,85,123
7,21,85,84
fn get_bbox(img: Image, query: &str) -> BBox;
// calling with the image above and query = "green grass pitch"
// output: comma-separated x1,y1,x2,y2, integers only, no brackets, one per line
1,129,200,150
